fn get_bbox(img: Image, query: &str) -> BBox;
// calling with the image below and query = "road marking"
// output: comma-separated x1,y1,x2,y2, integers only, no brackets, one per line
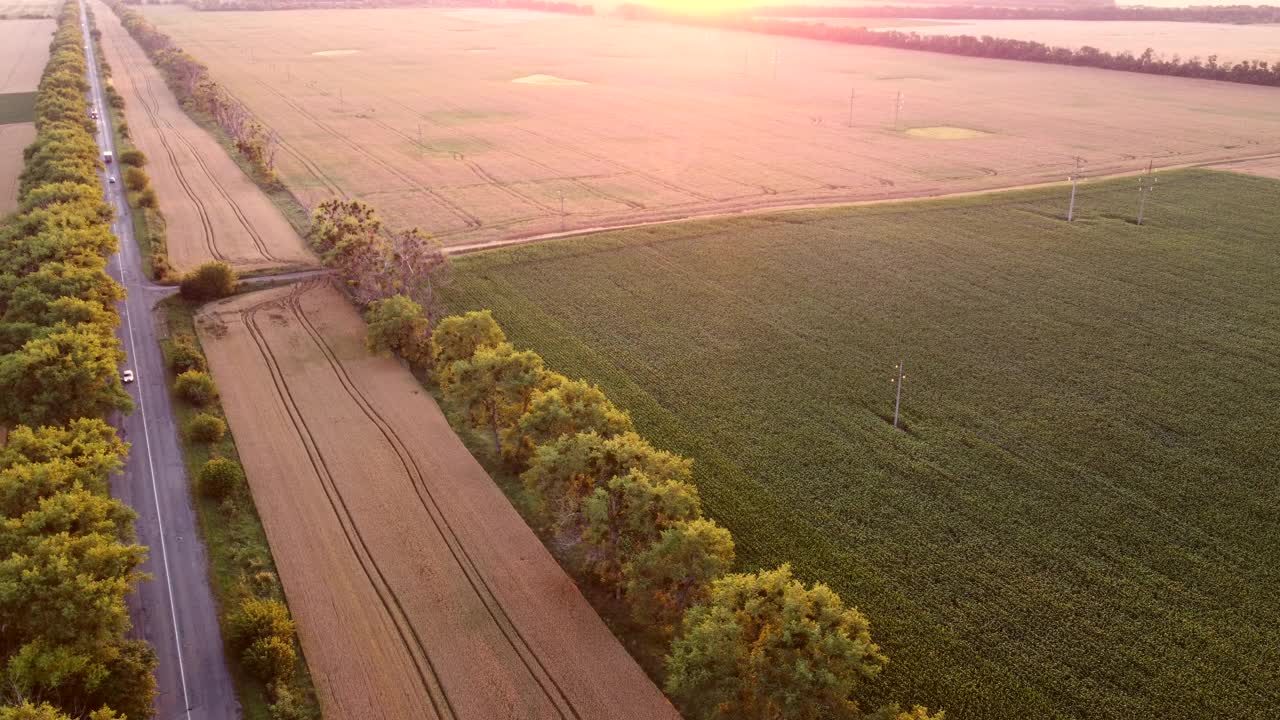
81,4,195,717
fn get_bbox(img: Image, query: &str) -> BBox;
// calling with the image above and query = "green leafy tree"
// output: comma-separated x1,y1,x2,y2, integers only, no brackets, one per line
0,702,120,720
188,412,226,443
0,326,132,427
445,342,547,454
625,518,735,632
665,564,888,720
522,431,691,531
179,261,237,300
510,379,633,467
581,470,701,589
365,295,431,366
430,309,506,386
174,369,217,406
0,418,127,484
122,166,149,193
199,457,243,499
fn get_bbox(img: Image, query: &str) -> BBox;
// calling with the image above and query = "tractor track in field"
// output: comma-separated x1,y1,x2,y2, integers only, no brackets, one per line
218,86,347,202
243,280,585,720
239,281,457,720
140,74,282,263
250,77,483,230
119,42,224,262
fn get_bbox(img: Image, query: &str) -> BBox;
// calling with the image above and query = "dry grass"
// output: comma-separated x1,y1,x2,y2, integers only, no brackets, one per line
93,0,315,274
0,122,35,213
137,6,1280,248
195,280,680,720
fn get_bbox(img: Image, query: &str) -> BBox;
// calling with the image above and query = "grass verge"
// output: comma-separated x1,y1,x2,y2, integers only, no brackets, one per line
157,293,322,720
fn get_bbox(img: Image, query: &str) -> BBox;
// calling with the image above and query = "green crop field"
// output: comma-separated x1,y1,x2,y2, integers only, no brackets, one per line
441,169,1280,720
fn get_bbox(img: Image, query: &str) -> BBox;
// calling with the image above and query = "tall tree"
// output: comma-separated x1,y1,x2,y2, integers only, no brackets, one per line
365,295,431,366
625,517,735,632
511,380,634,469
581,470,701,589
445,342,547,454
0,326,132,427
665,564,888,720
430,310,506,386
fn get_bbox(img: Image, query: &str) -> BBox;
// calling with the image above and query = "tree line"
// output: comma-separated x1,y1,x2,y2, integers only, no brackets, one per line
0,3,158,718
620,4,1280,87
752,3,1280,25
168,0,595,15
306,198,941,719
108,2,281,183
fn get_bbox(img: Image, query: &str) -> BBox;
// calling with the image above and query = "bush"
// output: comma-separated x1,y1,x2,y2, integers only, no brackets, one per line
188,413,226,443
123,166,149,193
119,148,146,167
174,369,217,406
166,335,207,373
268,681,306,720
134,187,158,208
198,456,242,499
243,635,296,682
228,597,295,652
179,261,237,301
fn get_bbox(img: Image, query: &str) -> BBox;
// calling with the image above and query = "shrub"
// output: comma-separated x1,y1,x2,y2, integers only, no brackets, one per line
228,597,295,652
188,413,226,443
174,369,217,406
118,148,146,167
179,261,237,301
243,635,296,682
134,187,157,208
268,681,306,720
123,166,149,193
166,334,207,373
198,456,242,499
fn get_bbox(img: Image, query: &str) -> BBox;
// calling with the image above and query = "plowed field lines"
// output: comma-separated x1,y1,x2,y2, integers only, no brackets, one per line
198,282,680,720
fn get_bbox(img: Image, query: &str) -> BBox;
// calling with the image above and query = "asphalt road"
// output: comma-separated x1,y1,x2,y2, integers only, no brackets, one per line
80,3,240,718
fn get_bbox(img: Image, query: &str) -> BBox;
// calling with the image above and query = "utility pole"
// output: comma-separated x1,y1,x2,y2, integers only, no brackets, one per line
1067,156,1085,222
891,359,907,430
848,88,855,127
894,90,904,131
1136,160,1158,226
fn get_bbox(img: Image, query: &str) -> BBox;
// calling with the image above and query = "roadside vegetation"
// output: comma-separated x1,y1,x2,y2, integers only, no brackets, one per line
85,6,171,280
622,4,1280,86
308,198,940,719
437,169,1280,719
0,3,155,718
158,292,322,720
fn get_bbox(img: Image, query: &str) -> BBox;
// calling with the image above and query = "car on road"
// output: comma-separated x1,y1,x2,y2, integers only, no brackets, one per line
109,176,116,184
121,370,135,383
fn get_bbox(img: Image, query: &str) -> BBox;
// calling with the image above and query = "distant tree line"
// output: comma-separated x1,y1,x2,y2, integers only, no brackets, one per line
109,2,282,183
0,4,158,719
620,4,1280,87
169,0,595,15
304,201,941,719
752,3,1280,24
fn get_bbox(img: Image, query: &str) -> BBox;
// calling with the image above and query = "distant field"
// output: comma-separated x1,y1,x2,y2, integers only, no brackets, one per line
0,17,53,211
441,169,1280,720
0,0,56,17
140,5,1280,248
798,17,1280,64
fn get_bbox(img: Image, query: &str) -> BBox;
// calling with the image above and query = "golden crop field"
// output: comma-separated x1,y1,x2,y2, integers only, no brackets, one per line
139,5,1280,248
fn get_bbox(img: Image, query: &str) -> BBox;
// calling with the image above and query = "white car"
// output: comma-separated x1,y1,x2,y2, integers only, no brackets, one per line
121,370,135,384
108,176,116,184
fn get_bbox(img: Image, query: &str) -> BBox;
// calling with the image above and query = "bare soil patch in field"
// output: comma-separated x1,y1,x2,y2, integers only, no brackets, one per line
139,5,1280,248
905,125,990,140
0,122,35,212
93,0,314,274
195,280,680,720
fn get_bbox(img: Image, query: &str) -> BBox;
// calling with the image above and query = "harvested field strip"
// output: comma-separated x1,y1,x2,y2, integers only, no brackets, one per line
199,282,679,720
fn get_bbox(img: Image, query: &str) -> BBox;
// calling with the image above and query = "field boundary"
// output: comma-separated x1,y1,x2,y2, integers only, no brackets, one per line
444,151,1280,256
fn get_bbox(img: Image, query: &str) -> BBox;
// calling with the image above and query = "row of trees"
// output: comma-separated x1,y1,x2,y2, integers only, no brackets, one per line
109,2,280,182
358,291,943,718
0,4,158,719
751,3,1280,24
619,5,1280,87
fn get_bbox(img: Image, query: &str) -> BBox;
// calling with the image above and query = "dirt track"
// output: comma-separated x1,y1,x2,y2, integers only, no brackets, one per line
196,281,680,720
92,0,313,274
